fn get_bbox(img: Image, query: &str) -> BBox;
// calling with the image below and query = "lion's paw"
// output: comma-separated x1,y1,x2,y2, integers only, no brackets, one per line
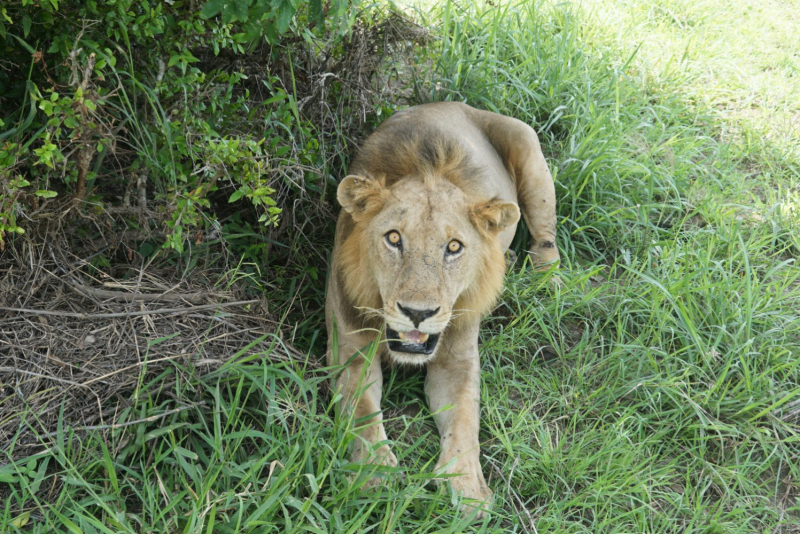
353,445,398,489
528,251,561,288
449,473,493,519
435,461,493,519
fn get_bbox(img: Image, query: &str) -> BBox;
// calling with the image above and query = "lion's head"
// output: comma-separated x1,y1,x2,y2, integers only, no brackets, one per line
336,166,519,365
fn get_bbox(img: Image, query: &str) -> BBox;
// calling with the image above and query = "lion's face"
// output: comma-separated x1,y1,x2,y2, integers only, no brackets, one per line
337,175,520,365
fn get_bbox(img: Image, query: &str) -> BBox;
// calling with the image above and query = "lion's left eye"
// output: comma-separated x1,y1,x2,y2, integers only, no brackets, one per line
446,240,463,255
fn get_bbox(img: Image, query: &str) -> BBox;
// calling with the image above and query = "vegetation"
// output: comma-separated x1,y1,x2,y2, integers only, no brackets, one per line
1,0,799,532
0,0,391,344
0,0,356,256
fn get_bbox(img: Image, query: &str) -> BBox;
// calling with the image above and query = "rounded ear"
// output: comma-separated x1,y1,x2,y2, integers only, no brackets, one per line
470,199,521,235
337,175,388,219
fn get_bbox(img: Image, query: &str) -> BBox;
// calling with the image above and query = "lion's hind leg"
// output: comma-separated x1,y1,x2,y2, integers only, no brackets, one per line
471,107,561,271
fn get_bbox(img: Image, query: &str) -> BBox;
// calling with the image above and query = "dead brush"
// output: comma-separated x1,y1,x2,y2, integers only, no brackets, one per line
0,228,303,463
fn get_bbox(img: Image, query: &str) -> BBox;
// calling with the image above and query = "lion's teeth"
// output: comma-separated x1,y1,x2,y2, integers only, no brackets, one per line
393,330,430,344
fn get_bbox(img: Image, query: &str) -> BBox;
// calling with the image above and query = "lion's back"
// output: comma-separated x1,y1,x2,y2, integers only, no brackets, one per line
349,103,515,203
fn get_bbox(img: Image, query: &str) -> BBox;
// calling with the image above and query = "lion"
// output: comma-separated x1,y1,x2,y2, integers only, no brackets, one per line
325,101,559,517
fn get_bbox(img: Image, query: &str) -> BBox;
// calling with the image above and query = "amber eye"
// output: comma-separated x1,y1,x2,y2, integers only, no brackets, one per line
386,231,402,248
447,240,463,254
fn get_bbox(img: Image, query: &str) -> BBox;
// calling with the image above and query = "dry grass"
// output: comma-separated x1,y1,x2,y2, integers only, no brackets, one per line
0,226,300,462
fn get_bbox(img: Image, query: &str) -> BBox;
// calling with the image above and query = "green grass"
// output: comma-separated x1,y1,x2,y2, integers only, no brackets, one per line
3,0,800,531
585,0,800,165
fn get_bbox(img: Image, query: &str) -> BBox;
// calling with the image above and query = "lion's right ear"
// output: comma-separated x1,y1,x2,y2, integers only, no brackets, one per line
337,175,388,220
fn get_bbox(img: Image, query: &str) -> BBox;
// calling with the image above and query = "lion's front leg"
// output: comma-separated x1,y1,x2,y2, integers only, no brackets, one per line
425,328,492,516
329,332,397,485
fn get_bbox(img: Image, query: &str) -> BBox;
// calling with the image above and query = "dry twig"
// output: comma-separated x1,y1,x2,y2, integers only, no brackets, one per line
0,299,258,319
42,403,204,437
68,282,222,304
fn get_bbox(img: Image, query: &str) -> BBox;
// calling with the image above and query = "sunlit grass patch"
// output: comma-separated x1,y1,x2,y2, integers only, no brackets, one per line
583,0,800,163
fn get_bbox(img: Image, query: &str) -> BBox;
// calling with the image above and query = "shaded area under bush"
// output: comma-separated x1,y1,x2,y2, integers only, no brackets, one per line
0,227,302,462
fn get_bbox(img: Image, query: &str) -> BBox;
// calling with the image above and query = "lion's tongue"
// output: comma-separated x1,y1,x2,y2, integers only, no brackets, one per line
398,330,428,344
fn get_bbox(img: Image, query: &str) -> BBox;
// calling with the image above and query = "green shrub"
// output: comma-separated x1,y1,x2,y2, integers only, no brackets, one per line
0,0,356,250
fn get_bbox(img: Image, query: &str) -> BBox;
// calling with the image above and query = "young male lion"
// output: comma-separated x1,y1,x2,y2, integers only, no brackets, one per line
325,102,559,516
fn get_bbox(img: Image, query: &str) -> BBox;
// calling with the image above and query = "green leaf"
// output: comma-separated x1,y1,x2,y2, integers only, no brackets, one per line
228,190,245,203
200,0,227,18
0,464,18,483
174,446,199,460
35,190,58,198
309,0,324,25
10,33,35,54
275,1,295,33
54,512,82,534
0,80,37,140
10,512,30,528
232,0,250,22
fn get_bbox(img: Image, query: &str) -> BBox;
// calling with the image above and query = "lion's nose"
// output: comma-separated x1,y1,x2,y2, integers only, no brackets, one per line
396,303,440,328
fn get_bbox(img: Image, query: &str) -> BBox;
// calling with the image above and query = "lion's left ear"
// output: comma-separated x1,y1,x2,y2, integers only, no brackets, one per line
337,175,389,220
470,199,520,235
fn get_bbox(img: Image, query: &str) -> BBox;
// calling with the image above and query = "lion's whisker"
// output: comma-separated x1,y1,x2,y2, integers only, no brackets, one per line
354,306,387,321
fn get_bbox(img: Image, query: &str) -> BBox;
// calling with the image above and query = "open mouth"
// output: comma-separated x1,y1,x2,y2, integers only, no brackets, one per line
386,327,440,355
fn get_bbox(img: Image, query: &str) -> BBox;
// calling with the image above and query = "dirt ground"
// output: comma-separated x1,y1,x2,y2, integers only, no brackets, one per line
0,224,301,461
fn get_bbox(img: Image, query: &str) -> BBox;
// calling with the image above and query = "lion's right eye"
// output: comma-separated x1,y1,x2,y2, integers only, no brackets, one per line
385,231,402,248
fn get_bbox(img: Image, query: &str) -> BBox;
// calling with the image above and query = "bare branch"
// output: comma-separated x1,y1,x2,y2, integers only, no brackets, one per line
0,300,258,319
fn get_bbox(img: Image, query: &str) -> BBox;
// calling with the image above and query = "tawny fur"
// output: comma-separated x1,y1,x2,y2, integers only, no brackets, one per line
325,102,560,519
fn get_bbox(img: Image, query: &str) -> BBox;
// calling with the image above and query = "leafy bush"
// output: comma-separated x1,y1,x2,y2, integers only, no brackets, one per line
0,0,355,250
